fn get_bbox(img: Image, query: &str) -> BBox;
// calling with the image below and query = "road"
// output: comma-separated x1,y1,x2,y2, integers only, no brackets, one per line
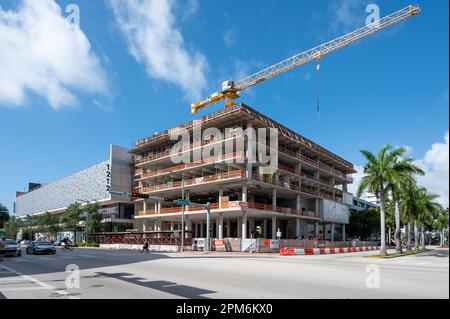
0,247,448,299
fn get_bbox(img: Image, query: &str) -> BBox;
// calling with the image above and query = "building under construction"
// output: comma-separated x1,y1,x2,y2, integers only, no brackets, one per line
131,104,355,242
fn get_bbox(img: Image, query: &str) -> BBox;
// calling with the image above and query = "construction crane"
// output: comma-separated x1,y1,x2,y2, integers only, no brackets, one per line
191,5,420,114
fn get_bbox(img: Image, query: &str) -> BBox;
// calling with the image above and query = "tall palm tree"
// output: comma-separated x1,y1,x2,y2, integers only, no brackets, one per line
388,156,424,253
400,181,419,251
415,188,442,250
357,145,408,256
436,209,449,247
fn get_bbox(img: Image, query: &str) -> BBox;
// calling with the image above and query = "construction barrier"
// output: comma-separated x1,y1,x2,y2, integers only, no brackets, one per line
279,246,379,256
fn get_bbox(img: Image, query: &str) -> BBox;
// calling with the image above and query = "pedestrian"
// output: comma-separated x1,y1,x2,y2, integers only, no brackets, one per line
0,237,6,262
141,239,150,254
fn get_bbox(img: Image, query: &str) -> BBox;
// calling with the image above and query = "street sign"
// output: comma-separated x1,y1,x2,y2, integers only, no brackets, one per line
174,199,192,206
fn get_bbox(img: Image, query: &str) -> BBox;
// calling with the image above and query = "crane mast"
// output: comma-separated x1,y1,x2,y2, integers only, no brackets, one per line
191,4,420,114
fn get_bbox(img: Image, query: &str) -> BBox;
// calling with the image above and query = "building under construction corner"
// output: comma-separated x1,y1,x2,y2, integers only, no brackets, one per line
131,103,356,242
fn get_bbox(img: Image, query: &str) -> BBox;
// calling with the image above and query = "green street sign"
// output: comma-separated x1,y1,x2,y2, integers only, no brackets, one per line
174,199,191,206
0,230,6,238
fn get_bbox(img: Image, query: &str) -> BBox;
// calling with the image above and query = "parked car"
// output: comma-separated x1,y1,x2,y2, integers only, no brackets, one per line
4,239,21,257
26,241,56,255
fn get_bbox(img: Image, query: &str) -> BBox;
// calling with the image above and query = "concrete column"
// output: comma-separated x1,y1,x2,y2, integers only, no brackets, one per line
237,217,242,238
272,188,277,209
242,213,247,239
226,219,231,238
154,202,157,213
219,188,224,208
272,216,277,239
331,223,335,241
246,123,254,179
200,221,204,238
343,183,348,192
296,194,301,211
170,221,174,231
315,199,319,216
342,224,346,242
185,190,190,212
242,183,248,202
157,201,161,214
295,218,301,238
263,219,268,238
143,219,148,232
314,222,319,238
295,163,302,175
143,200,147,213
186,220,192,238
217,213,224,240
249,219,255,238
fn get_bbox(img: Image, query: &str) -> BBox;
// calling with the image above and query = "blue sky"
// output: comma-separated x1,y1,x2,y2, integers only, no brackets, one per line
0,0,448,213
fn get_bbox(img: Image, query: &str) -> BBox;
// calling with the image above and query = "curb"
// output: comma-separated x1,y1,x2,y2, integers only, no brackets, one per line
280,246,379,256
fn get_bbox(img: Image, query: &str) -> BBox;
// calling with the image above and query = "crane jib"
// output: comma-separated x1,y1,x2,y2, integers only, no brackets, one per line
191,5,420,114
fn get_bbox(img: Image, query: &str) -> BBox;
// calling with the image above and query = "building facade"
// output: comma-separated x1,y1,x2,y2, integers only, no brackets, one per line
14,145,135,236
131,104,355,241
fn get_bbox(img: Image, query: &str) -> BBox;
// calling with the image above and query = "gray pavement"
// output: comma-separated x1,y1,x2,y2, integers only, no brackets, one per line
0,246,448,299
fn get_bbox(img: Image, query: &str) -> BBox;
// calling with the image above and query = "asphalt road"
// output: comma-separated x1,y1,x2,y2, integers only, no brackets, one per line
0,247,448,299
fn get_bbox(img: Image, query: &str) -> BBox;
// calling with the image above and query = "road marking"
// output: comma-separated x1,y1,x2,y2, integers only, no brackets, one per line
0,286,51,292
0,265,54,290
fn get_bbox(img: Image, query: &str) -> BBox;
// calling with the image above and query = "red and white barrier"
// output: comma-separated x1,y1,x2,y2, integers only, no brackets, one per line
280,246,379,256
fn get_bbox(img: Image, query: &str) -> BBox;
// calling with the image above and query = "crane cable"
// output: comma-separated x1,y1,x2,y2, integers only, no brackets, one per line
316,63,321,122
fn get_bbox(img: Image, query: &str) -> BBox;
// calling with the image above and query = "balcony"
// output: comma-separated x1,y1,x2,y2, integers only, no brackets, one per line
140,170,246,193
138,151,244,180
278,145,352,182
135,135,242,166
136,200,319,218
252,173,342,202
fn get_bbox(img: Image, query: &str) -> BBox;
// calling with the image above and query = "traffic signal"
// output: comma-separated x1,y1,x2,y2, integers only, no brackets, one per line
131,192,149,199
164,197,174,203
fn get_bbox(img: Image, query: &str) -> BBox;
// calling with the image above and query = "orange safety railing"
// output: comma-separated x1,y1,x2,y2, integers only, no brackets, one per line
137,201,319,218
140,151,244,179
278,145,352,182
135,135,242,165
140,170,246,193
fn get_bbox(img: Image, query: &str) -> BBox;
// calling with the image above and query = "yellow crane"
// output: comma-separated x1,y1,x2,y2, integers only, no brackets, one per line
191,5,420,114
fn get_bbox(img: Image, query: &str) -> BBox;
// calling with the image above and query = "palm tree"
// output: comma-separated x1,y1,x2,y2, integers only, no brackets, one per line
415,188,442,250
436,209,449,247
388,156,424,253
400,181,419,251
357,145,408,256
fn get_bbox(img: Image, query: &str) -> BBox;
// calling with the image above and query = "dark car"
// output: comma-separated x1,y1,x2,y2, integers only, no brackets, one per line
26,241,56,255
4,239,21,257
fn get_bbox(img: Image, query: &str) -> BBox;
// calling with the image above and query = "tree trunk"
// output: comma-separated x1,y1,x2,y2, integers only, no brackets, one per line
394,200,402,253
414,221,419,250
379,189,387,256
442,229,446,247
421,224,426,250
388,227,392,247
406,222,412,251
407,213,412,251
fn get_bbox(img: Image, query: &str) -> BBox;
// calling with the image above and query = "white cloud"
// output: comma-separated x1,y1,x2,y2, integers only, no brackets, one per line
347,165,367,198
110,0,208,102
415,132,449,207
329,0,366,34
223,28,237,48
180,0,199,21
0,0,107,109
